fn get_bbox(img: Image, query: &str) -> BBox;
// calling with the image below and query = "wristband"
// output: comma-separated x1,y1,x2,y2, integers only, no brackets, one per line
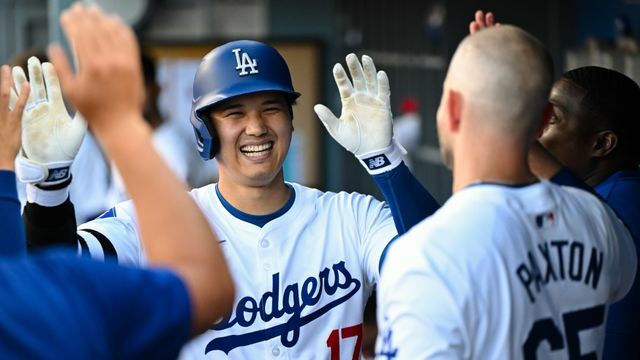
15,151,72,186
26,182,70,206
356,138,407,175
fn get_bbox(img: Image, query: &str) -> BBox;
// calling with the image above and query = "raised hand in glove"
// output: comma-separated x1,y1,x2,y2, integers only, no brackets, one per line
13,56,87,187
314,54,404,174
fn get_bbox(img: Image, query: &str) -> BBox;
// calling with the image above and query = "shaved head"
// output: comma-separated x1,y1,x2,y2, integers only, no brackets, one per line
445,25,553,136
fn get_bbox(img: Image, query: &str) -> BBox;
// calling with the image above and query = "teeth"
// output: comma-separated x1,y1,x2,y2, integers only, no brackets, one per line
241,142,273,153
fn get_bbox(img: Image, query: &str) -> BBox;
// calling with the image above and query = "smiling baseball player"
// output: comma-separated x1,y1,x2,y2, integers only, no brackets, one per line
18,35,438,358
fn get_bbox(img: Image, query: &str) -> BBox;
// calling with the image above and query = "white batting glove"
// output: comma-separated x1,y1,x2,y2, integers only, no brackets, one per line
314,53,406,175
13,57,86,191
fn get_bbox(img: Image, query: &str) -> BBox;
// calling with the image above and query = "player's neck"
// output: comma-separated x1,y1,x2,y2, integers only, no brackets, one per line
217,173,291,215
452,138,537,193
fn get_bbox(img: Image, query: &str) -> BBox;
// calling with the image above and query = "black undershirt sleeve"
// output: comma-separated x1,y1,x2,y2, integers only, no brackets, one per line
23,197,78,251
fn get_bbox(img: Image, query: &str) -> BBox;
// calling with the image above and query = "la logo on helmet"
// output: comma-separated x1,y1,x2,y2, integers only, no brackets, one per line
232,48,259,76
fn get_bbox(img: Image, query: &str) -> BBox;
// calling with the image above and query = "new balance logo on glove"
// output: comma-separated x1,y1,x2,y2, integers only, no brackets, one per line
364,155,390,170
46,167,70,182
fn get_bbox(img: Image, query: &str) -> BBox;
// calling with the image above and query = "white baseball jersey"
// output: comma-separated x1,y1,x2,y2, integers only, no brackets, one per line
77,182,397,359
376,181,637,360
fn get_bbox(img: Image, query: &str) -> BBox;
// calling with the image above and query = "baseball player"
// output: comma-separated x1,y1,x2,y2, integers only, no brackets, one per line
534,66,640,360
0,4,234,358
473,10,640,358
376,25,637,359
392,97,421,170
19,35,438,359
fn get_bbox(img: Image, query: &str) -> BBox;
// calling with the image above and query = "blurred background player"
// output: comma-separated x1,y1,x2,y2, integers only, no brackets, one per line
0,3,234,358
376,25,636,359
392,96,422,169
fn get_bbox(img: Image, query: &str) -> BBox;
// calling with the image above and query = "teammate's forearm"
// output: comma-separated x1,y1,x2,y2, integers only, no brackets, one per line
94,115,234,334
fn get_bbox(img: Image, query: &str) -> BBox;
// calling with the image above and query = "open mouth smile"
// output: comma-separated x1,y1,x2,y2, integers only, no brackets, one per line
240,141,274,158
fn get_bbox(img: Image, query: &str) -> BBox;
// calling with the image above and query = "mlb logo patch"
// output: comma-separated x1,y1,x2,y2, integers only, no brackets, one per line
535,211,555,228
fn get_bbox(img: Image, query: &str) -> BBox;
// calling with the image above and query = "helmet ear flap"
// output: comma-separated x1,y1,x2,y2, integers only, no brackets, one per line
192,109,220,160
206,117,221,158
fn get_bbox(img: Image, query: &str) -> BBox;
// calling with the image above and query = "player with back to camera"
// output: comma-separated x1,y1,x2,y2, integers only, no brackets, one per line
18,14,439,360
375,24,636,359
472,10,640,359
0,4,234,358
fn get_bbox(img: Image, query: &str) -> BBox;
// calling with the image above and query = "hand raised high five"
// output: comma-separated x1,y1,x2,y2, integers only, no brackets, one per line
314,53,392,157
13,57,86,186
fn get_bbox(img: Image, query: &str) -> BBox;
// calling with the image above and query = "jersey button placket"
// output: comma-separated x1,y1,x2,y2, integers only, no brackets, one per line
259,238,279,274
259,234,282,358
260,238,272,272
264,340,287,358
271,346,281,357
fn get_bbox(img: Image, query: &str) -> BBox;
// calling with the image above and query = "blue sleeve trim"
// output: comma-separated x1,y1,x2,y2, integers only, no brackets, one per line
372,162,439,235
379,235,400,272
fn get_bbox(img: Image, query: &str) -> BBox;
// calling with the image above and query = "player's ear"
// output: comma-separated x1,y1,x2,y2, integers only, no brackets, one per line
592,130,617,158
447,89,462,132
534,102,553,139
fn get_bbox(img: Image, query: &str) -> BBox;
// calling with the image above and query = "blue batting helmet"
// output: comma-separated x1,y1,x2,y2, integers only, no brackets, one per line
190,40,301,160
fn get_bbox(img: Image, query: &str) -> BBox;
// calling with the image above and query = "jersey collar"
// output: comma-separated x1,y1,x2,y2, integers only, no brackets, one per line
214,184,296,228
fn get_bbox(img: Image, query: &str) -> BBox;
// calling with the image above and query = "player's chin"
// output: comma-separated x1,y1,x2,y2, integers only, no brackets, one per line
237,150,284,181
243,169,283,187
242,156,279,172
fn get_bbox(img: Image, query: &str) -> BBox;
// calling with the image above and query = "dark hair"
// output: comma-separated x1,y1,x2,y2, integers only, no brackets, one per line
562,66,640,163
140,50,156,85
